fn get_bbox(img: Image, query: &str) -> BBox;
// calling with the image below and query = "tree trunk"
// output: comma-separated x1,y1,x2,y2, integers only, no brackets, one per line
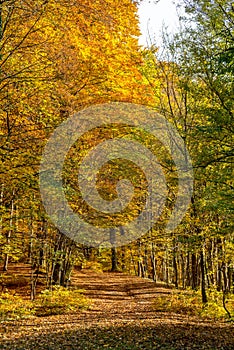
151,253,157,282
200,250,208,304
110,228,118,272
173,255,178,288
3,196,14,271
186,252,191,287
191,253,197,289
217,262,222,291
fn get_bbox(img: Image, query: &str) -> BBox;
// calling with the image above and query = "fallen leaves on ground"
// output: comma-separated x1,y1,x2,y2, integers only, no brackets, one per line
0,270,233,349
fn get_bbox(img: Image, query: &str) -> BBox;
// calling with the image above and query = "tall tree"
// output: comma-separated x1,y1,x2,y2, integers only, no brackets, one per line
0,0,155,283
137,0,233,300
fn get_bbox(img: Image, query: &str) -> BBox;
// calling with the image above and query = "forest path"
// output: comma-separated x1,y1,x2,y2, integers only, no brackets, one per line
1,269,234,349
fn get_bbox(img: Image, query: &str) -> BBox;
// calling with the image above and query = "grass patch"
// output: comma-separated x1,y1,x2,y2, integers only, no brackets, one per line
83,261,104,272
34,286,90,317
0,286,90,320
154,288,234,320
0,292,34,320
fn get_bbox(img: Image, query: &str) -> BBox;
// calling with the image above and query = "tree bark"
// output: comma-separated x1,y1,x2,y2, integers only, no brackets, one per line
200,250,208,304
3,195,14,271
110,228,118,272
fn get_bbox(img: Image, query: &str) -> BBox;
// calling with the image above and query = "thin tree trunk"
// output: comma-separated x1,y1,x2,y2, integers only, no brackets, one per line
110,228,118,272
130,249,137,275
30,267,39,301
173,255,178,288
151,253,157,282
186,252,191,287
191,253,197,290
217,262,222,291
3,195,14,271
200,250,208,304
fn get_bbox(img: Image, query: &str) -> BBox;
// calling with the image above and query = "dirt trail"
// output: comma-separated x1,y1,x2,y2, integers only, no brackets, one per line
71,270,173,324
1,269,234,350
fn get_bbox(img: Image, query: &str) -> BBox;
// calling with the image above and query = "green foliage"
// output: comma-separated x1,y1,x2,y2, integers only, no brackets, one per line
0,292,34,320
83,261,104,273
34,286,90,317
154,291,200,316
0,286,90,320
154,289,234,320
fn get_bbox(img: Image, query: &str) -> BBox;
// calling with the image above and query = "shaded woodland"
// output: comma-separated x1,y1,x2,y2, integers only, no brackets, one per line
0,0,233,319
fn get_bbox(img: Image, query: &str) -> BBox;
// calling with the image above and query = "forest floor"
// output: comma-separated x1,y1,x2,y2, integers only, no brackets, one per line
0,267,234,350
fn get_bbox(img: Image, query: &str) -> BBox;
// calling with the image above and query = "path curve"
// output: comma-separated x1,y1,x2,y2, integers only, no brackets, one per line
1,269,234,349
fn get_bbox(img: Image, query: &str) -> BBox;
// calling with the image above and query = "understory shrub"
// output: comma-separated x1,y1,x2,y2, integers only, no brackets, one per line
0,292,34,320
83,261,103,272
34,286,90,316
154,288,234,320
0,287,90,319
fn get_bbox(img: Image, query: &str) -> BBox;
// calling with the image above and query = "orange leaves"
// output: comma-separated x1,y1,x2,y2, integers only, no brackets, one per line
0,0,155,208
42,0,153,108
1,0,154,127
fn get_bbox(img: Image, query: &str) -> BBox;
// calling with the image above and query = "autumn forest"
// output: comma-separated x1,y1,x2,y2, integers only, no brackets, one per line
0,0,233,349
